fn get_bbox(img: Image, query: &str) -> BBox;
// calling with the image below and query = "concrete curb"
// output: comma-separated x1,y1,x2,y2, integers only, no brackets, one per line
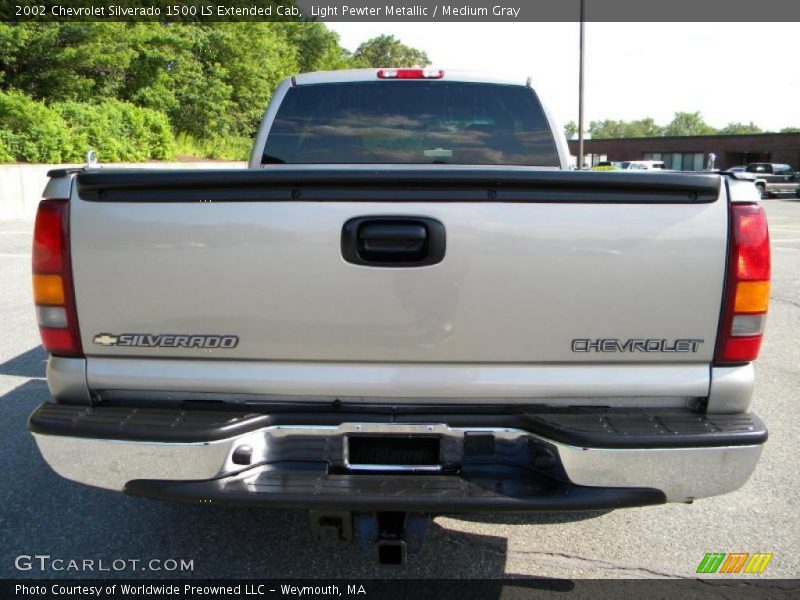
0,162,246,221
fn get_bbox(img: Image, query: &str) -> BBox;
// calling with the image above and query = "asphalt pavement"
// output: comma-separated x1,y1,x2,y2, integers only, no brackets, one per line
1,198,798,579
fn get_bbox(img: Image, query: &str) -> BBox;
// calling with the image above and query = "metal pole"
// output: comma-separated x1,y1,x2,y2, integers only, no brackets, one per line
577,0,585,170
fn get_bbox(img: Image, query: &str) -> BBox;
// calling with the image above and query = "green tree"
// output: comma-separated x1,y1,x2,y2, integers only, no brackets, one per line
780,126,800,133
719,121,762,135
0,23,432,161
0,135,14,162
193,24,297,137
274,21,353,73
0,90,81,162
588,119,626,139
55,100,174,162
0,23,301,139
663,111,717,136
563,120,578,139
0,24,138,102
353,35,430,68
624,118,663,137
588,119,625,139
587,118,663,139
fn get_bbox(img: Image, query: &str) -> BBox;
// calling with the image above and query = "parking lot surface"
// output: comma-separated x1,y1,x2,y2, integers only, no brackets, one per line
1,199,798,579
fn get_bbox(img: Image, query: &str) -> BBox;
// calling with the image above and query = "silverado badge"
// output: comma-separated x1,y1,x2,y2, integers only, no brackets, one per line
92,333,239,349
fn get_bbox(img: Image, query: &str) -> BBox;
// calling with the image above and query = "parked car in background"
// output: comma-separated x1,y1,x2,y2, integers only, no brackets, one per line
591,160,620,171
619,160,667,170
728,166,746,173
745,163,800,198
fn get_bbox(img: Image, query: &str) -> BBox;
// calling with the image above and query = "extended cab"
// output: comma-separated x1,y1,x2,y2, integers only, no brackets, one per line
29,69,770,563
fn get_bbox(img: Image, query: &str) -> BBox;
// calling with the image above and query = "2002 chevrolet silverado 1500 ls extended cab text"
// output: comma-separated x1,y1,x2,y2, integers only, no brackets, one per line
28,68,770,564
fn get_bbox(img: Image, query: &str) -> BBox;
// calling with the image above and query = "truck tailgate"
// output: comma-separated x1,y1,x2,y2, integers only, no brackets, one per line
69,169,727,367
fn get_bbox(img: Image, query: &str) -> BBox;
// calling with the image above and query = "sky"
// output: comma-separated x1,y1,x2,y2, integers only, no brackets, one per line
328,22,800,134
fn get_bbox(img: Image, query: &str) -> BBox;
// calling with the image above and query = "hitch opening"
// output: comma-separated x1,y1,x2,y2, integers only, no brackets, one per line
374,512,408,566
376,539,407,566
353,511,429,566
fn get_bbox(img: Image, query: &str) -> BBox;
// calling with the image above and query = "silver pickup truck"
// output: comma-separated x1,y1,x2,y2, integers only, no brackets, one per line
29,69,770,564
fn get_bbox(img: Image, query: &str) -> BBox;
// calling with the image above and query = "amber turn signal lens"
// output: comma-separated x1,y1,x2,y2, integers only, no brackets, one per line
33,273,65,306
734,281,770,313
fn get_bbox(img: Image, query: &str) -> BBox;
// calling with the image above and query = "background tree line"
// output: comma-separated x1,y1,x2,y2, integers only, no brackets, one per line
564,112,800,139
0,23,429,163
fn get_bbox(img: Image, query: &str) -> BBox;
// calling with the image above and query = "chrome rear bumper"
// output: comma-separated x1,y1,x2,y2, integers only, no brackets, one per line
30,407,765,504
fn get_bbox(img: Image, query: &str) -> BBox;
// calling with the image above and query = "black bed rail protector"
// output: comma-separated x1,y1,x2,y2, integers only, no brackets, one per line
125,464,666,512
28,403,767,449
47,167,85,179
75,168,722,203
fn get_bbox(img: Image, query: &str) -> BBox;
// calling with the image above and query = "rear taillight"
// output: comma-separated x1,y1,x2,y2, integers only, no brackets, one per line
715,203,770,364
377,68,444,79
32,199,83,357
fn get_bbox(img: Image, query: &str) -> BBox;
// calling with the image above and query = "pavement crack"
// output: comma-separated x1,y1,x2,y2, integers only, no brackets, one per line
771,296,800,309
441,534,688,578
508,548,689,578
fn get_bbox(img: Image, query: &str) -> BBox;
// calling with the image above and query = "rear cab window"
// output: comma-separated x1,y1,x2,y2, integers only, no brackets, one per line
262,81,560,166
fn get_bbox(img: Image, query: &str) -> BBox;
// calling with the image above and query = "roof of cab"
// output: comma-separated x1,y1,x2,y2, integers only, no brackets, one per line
292,68,529,87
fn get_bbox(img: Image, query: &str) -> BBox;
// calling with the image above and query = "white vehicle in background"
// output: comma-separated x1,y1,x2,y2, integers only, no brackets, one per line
618,160,667,170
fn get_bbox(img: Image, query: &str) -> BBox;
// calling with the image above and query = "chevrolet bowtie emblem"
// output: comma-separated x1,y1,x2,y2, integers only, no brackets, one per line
93,334,119,346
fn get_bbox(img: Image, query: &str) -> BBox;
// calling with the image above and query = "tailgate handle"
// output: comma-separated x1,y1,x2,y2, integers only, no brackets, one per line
342,217,446,267
360,223,426,256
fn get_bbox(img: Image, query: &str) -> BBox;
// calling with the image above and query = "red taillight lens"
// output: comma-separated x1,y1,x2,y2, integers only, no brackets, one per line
39,327,79,355
32,199,83,357
377,68,444,79
721,336,764,363
735,210,770,281
715,203,770,364
33,203,64,272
